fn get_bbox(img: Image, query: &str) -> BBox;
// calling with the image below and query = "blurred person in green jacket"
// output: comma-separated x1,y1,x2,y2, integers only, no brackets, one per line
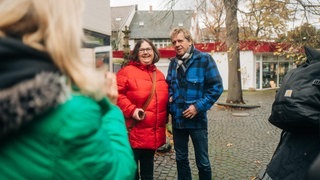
0,0,136,179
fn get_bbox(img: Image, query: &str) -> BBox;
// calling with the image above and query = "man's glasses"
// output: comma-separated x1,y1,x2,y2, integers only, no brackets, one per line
139,47,153,53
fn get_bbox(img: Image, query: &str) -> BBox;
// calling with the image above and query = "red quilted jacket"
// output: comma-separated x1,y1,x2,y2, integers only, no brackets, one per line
116,62,169,150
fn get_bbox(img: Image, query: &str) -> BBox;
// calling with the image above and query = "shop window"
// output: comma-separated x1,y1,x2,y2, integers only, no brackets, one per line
262,62,277,88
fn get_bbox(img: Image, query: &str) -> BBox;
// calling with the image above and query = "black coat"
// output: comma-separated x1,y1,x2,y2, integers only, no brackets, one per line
264,46,320,180
265,131,320,180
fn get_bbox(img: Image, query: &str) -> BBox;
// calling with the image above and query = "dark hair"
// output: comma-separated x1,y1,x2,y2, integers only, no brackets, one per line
129,39,160,64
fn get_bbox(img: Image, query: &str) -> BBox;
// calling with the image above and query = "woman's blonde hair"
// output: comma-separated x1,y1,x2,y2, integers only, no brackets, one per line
0,0,106,100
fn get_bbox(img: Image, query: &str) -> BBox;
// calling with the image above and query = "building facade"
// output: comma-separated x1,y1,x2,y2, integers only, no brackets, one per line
81,0,112,70
128,8,199,49
111,5,136,50
111,5,200,51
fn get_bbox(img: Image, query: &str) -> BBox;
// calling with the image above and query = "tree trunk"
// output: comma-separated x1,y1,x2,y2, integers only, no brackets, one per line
223,0,244,104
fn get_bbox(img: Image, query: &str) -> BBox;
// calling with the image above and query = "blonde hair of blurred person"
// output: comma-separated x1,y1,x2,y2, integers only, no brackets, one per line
0,0,136,179
0,0,107,100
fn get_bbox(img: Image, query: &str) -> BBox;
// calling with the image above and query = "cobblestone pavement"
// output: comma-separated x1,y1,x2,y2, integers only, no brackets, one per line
154,89,282,180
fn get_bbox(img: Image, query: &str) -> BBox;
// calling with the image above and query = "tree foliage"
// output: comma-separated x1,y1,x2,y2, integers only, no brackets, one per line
275,23,320,65
278,23,320,47
197,0,225,41
239,0,293,40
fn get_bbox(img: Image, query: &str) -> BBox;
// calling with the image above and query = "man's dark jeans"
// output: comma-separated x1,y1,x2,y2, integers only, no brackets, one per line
173,128,212,180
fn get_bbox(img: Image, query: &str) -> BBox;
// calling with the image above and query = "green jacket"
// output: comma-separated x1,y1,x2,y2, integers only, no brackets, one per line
0,94,136,179
0,37,136,179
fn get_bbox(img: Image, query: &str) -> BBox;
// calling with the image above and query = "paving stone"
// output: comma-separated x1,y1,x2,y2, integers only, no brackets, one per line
153,90,280,180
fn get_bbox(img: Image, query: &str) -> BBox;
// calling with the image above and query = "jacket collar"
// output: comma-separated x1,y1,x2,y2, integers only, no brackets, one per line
128,61,156,71
0,37,69,139
0,37,58,89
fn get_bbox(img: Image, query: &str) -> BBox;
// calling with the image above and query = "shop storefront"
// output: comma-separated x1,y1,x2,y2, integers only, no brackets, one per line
255,54,295,89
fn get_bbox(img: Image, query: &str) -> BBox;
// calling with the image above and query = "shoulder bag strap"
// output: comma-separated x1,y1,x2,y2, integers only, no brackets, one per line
128,71,156,130
142,71,156,110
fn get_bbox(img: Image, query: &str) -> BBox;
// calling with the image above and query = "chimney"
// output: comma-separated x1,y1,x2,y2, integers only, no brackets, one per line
149,5,152,13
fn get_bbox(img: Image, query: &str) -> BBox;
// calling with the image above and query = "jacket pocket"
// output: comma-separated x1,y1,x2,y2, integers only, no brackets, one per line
185,77,204,100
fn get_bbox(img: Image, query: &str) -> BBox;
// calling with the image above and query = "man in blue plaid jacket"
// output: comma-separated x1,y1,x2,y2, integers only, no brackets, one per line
166,28,223,180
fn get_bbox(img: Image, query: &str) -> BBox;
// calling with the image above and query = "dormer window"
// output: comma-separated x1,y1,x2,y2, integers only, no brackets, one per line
139,21,144,26
115,17,122,21
178,23,183,27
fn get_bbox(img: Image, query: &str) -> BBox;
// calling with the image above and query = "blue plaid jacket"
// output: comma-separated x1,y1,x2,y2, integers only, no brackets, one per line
166,48,223,129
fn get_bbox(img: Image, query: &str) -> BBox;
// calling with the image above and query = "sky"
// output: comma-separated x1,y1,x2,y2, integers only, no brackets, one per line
110,0,195,10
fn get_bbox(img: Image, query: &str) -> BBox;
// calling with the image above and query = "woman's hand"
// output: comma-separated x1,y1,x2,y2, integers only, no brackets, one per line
104,71,118,104
132,108,145,121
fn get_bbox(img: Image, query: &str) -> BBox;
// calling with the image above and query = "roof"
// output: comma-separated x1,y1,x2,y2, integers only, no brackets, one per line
83,0,111,35
129,10,194,39
111,5,136,31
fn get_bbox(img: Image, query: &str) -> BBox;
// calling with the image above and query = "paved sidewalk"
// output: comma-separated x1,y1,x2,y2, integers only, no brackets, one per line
154,89,281,180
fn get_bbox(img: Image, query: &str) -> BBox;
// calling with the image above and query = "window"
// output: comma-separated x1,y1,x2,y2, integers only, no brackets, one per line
256,54,295,89
94,46,111,70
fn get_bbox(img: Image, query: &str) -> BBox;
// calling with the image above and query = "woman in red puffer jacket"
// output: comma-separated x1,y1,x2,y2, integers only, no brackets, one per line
116,39,169,180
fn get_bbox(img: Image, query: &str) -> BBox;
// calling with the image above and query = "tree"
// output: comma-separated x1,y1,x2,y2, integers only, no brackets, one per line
283,23,320,47
238,0,293,41
275,23,320,65
223,0,244,104
273,0,320,65
197,0,225,42
197,0,244,104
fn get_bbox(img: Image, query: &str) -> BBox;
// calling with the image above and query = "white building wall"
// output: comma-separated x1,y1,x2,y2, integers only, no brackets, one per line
208,51,256,90
83,0,111,36
156,51,256,90
210,52,228,89
129,40,135,50
156,58,171,77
